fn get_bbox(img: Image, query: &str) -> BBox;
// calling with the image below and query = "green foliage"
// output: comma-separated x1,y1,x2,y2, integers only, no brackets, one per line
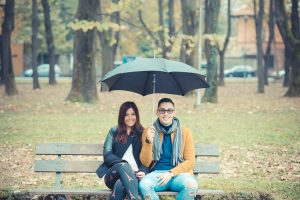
0,189,13,200
68,19,119,33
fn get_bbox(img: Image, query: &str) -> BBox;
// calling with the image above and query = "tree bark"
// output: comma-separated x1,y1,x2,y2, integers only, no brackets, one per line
274,0,300,96
283,47,291,87
32,0,40,89
42,0,57,85
254,0,264,93
66,0,99,102
264,0,274,86
217,0,231,86
202,0,220,103
98,0,120,91
180,0,197,67
0,35,3,84
1,0,18,95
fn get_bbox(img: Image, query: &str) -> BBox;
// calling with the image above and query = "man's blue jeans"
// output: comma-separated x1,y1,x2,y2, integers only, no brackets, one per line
138,170,198,200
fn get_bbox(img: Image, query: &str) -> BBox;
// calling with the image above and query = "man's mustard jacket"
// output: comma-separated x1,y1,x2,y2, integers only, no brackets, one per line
139,127,195,176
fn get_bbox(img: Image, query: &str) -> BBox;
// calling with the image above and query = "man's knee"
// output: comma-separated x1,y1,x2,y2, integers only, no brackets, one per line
186,180,198,190
139,177,153,190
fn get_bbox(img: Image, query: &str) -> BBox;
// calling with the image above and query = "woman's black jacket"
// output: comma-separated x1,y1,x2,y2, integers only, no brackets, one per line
96,126,148,178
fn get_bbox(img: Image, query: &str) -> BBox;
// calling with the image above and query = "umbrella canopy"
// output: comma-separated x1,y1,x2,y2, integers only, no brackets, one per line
101,57,209,96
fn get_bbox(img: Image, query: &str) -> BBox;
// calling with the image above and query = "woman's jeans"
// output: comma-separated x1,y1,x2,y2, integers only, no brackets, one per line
139,170,198,200
104,162,138,200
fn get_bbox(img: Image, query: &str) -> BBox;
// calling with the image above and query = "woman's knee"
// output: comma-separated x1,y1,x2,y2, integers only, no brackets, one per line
114,179,123,189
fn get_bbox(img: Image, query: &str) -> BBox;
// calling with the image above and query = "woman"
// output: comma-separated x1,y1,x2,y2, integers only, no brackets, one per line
96,101,147,200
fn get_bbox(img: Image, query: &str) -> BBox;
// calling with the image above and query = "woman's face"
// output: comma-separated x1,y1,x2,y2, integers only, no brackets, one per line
124,108,137,129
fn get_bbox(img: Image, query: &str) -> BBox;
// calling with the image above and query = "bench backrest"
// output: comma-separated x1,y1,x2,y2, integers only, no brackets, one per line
34,143,220,189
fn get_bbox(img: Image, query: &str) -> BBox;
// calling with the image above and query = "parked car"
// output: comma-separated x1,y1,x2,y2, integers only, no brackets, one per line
224,65,256,77
24,64,60,77
269,70,285,79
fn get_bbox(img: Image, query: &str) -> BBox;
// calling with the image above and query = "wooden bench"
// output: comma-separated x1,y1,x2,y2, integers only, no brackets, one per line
13,143,224,199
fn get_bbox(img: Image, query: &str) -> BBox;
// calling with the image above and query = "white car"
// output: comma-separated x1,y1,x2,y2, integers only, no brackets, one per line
24,64,60,77
270,70,285,79
224,65,256,77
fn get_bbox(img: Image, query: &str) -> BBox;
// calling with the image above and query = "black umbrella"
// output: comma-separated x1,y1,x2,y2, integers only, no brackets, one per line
101,57,209,123
101,57,209,96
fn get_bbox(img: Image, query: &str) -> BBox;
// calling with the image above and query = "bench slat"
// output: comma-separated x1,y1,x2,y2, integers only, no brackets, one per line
34,160,102,173
194,144,219,156
36,143,219,157
195,161,220,174
36,144,103,155
35,160,220,174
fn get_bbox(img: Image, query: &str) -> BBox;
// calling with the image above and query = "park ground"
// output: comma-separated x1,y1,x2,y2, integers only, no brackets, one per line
0,78,299,199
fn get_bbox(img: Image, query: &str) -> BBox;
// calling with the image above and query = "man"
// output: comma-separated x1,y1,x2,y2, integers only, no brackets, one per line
139,98,198,200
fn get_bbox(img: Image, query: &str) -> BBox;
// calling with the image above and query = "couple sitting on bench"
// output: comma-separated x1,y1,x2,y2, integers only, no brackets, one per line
96,98,198,200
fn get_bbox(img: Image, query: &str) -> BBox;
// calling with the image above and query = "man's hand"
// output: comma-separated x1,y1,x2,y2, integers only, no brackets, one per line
146,127,155,144
157,172,173,186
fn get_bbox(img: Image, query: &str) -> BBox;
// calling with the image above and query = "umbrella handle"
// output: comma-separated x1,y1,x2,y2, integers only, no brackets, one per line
151,73,156,125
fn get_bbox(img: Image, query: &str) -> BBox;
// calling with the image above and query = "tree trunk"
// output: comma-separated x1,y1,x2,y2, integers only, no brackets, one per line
264,0,274,86
158,0,167,58
32,0,40,89
291,0,300,39
1,0,18,95
283,47,291,87
202,0,220,103
166,0,175,55
254,0,264,93
274,0,300,96
180,0,197,67
218,51,225,86
66,0,99,102
0,35,4,84
218,0,231,86
98,0,120,91
42,0,57,85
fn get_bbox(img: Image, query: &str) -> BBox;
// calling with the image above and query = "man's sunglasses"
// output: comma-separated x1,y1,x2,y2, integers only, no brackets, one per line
158,108,175,114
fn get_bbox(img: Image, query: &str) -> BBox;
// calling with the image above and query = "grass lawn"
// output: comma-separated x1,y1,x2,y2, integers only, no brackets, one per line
0,78,299,199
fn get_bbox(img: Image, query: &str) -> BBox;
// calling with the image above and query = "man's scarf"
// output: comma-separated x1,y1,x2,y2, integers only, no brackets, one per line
152,117,183,166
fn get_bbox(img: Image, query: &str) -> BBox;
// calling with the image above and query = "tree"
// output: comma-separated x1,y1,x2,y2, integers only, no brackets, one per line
202,0,220,103
32,0,40,89
274,0,300,96
98,0,120,81
217,0,231,86
180,0,198,67
254,0,264,93
138,0,176,58
283,47,291,87
42,0,57,85
66,0,99,102
1,0,18,95
264,0,274,86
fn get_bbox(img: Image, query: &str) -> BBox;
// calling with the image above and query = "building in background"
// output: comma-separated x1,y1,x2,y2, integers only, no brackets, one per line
226,6,284,73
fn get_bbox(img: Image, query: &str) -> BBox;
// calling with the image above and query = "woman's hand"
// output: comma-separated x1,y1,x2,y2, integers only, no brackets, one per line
135,171,145,180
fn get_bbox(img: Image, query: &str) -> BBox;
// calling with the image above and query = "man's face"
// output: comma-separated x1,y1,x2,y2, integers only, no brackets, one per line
157,102,175,126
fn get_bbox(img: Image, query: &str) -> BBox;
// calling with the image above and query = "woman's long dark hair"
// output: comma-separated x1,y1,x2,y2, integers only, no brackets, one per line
117,101,143,143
